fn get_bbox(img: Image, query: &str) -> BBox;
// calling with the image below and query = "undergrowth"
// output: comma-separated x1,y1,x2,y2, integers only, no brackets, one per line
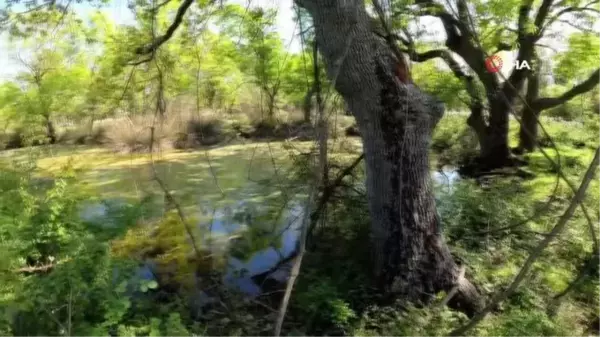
0,112,597,336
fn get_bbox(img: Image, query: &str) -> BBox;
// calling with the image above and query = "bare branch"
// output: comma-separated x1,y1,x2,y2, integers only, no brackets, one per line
543,0,600,32
456,0,471,31
401,48,447,62
412,0,464,29
136,0,217,55
127,57,154,66
535,43,559,53
556,18,597,32
550,247,599,305
307,152,365,242
494,42,513,53
153,0,173,12
274,30,356,336
12,257,72,273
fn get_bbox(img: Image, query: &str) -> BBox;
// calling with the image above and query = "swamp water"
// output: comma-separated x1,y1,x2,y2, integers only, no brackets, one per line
80,165,461,300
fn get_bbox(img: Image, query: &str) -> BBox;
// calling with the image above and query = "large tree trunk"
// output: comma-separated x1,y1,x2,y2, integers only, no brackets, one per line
301,41,321,124
296,0,482,315
44,115,57,144
479,102,511,169
518,57,541,152
469,79,525,171
302,84,315,123
519,107,540,152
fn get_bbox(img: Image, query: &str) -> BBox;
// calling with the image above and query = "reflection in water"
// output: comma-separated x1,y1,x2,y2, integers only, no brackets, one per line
220,203,303,295
216,167,459,294
433,166,461,191
81,167,460,298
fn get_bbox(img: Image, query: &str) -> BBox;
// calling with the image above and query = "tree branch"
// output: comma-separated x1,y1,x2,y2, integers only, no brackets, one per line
408,1,499,94
400,48,446,62
505,0,553,93
534,0,555,29
153,0,173,12
517,0,534,40
535,43,559,53
456,0,471,32
16,263,56,273
253,153,366,288
412,0,464,29
556,18,597,32
136,0,217,55
307,153,365,245
543,1,600,32
534,69,600,110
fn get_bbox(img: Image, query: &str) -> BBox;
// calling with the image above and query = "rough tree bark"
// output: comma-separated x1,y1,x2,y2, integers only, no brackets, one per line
519,66,541,152
295,0,482,315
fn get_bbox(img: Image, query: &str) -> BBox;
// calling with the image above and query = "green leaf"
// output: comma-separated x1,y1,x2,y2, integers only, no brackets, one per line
147,280,158,289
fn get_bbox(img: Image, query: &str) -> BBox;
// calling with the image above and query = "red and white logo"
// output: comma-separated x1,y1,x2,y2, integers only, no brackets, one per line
485,55,503,73
485,55,532,73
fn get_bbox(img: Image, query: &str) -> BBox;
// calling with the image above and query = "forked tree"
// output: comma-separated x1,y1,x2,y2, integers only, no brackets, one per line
390,0,599,166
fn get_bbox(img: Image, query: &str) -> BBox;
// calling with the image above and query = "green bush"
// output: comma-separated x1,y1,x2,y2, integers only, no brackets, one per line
183,117,226,146
432,113,479,167
0,164,183,335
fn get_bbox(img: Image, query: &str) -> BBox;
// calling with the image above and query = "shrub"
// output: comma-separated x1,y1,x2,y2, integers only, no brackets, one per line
1,127,50,150
57,125,107,145
0,163,207,336
353,304,467,336
185,117,226,146
170,111,230,149
437,178,533,250
432,113,479,167
3,129,25,149
99,117,173,153
107,122,157,152
248,118,313,140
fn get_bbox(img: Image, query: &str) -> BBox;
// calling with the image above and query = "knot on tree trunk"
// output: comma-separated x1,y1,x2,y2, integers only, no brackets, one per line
374,55,444,135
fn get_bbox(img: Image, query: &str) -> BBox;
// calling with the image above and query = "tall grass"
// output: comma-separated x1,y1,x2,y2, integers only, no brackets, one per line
0,91,419,153
44,106,316,153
